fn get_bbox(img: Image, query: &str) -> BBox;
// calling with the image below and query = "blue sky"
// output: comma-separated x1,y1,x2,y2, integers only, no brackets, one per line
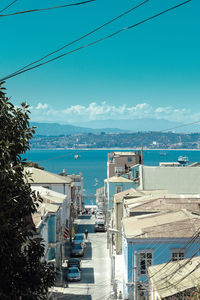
1,0,200,125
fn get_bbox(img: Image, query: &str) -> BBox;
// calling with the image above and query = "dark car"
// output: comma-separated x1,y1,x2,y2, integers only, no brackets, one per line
67,258,81,270
95,221,107,232
71,243,84,257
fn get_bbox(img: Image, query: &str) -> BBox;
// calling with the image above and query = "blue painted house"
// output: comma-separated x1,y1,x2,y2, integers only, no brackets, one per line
104,175,136,210
121,210,200,299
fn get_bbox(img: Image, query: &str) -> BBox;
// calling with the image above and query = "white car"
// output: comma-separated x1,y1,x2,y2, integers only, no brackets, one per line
67,267,81,281
96,215,105,221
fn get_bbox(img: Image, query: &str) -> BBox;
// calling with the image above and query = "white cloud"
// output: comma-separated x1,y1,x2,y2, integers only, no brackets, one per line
36,103,48,110
30,101,197,124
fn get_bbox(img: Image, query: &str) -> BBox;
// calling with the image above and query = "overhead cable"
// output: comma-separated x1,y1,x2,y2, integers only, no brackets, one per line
0,0,96,17
6,0,149,76
0,0,18,14
0,0,192,82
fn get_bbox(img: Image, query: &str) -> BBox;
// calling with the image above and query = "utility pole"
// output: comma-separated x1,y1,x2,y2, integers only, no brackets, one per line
133,251,138,300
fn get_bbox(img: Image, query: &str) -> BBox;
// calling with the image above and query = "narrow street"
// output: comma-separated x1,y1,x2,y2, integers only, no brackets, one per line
51,214,112,300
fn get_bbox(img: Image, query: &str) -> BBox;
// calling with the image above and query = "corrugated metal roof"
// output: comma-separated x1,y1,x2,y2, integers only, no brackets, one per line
114,188,142,203
122,210,200,239
113,152,137,156
24,167,72,184
128,196,200,212
148,256,200,298
31,186,66,203
44,202,59,213
105,176,133,183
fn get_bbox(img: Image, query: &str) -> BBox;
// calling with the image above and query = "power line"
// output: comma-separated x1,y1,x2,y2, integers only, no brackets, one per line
4,0,149,77
0,0,192,82
161,120,200,132
0,0,18,14
0,0,96,17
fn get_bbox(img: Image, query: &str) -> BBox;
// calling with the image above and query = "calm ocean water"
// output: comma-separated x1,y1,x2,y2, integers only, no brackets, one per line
23,149,200,205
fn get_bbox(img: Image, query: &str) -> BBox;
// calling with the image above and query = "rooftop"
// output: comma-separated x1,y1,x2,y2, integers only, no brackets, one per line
105,176,133,183
122,210,200,239
127,195,200,213
148,256,200,298
31,186,66,204
24,167,72,184
114,188,143,203
110,151,137,156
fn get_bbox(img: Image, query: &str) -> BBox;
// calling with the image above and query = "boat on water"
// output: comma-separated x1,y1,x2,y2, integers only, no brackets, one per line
178,156,189,165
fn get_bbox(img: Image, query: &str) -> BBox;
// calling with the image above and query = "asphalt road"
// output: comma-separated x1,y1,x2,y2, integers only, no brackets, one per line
51,215,112,300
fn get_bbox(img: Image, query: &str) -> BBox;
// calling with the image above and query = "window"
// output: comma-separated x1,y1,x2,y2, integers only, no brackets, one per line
116,186,122,193
128,157,132,162
171,250,184,261
139,252,152,275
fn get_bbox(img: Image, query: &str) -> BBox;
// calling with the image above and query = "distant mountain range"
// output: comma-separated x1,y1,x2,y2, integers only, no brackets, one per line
30,122,128,136
31,118,200,136
74,118,200,133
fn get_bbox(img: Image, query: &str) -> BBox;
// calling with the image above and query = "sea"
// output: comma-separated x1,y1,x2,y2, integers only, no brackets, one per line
23,149,200,205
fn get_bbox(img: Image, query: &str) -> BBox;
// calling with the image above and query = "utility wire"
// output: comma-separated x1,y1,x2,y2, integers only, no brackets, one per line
161,120,200,132
0,0,192,82
5,0,149,76
0,0,96,17
0,0,18,14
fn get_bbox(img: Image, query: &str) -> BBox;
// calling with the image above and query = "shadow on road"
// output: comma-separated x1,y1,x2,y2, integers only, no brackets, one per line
49,292,92,300
80,267,95,284
78,215,91,220
75,224,95,234
82,242,92,260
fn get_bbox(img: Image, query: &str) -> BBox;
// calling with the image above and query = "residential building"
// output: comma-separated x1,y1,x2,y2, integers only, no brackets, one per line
112,188,143,254
96,186,105,212
24,167,72,196
31,187,67,270
32,201,49,262
148,256,200,300
24,167,72,226
104,176,136,210
107,151,141,179
68,173,84,215
131,164,200,193
121,210,200,299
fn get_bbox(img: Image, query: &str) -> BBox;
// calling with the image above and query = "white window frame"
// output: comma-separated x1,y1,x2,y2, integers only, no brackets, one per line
139,250,153,275
171,249,185,261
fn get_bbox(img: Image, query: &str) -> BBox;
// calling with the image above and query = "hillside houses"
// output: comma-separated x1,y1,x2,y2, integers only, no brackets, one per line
100,153,200,300
24,167,84,274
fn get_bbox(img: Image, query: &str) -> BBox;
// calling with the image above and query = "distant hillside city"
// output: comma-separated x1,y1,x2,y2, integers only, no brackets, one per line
31,131,200,150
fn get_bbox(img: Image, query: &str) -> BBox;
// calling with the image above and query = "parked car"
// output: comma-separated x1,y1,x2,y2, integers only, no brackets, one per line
96,210,103,217
95,220,107,232
67,258,81,270
96,215,105,222
71,243,84,257
73,233,86,247
67,267,81,282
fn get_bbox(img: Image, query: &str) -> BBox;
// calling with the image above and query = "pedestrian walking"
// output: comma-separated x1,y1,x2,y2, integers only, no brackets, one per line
85,229,88,239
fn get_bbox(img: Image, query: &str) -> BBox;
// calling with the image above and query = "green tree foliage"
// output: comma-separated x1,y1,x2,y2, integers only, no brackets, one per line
0,82,55,299
24,161,44,170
